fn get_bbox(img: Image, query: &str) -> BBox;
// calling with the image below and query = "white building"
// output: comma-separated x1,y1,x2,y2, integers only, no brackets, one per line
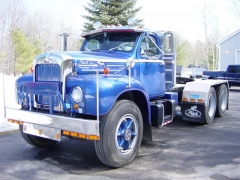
217,29,240,71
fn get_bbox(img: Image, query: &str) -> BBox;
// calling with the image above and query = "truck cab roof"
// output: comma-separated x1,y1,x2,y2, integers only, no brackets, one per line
81,26,155,37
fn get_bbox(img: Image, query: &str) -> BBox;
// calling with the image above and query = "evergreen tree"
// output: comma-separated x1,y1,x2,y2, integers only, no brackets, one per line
82,0,142,31
11,29,41,73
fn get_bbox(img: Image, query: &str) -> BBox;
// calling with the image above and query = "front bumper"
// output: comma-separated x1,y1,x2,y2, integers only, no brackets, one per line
6,107,99,139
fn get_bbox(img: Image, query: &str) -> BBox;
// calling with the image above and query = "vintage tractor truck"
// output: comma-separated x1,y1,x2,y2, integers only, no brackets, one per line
5,19,229,167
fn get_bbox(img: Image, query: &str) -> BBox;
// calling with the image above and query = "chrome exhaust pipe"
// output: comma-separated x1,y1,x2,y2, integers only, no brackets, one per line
60,32,69,51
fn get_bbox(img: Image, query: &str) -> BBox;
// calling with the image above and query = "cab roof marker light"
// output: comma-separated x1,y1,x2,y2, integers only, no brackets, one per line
127,17,135,26
93,21,102,30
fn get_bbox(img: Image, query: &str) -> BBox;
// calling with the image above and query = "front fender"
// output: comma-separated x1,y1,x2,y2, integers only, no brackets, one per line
16,74,33,104
85,75,149,116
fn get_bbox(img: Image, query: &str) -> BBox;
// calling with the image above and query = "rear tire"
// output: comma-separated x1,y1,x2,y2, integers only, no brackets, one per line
95,100,143,168
19,125,57,148
215,84,228,117
204,87,217,124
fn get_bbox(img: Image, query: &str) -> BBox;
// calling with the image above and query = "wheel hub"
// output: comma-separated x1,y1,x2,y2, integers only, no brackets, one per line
124,128,131,141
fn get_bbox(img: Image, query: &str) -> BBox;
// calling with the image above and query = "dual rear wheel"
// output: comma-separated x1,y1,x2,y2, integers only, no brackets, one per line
204,84,228,124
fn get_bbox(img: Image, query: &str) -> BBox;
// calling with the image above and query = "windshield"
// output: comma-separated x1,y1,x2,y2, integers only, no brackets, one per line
82,32,140,52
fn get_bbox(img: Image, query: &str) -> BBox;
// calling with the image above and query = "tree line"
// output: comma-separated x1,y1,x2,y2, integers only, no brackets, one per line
0,0,240,75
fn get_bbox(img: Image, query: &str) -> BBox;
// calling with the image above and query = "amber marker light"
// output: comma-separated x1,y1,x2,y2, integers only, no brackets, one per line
62,130,99,140
29,67,34,73
8,119,23,125
182,97,189,102
73,103,78,110
190,98,196,102
103,67,109,75
198,99,204,103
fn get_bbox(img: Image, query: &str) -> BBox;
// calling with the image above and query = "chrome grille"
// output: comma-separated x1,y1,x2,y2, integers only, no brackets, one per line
35,64,61,106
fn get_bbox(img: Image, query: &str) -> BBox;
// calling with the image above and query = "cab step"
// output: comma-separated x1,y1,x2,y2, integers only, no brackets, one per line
150,99,176,127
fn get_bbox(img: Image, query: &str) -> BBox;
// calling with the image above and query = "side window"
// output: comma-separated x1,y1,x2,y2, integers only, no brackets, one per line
140,36,159,57
227,66,236,73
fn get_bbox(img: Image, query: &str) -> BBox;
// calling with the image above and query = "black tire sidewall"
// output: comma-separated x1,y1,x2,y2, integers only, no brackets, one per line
102,100,143,167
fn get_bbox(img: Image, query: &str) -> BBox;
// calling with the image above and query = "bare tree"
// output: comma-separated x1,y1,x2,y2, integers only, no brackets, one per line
230,0,240,18
199,0,212,69
0,0,28,75
190,40,205,67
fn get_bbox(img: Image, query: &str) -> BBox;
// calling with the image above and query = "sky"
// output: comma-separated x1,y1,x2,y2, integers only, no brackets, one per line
25,0,240,42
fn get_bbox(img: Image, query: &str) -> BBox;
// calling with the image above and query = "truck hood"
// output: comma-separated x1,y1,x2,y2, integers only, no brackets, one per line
65,51,132,60
34,51,133,75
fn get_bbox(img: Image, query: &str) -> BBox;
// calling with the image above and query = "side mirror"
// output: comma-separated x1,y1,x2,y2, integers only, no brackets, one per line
163,31,175,54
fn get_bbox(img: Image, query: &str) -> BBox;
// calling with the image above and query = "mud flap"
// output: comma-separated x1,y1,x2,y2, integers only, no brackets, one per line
181,102,205,123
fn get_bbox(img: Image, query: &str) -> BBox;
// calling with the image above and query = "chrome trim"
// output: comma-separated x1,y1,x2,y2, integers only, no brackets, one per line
71,58,164,64
96,70,99,122
33,53,72,112
61,59,72,109
5,107,99,136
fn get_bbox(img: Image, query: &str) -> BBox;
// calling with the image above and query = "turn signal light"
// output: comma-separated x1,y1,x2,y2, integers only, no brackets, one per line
63,130,99,140
103,67,109,75
8,119,23,125
73,103,78,110
29,67,34,73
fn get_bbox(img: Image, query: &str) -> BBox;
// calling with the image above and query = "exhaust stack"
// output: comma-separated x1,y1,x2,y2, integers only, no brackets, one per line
60,32,69,51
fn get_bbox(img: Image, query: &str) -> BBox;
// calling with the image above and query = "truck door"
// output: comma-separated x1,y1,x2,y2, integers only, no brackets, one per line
225,65,238,86
137,33,165,98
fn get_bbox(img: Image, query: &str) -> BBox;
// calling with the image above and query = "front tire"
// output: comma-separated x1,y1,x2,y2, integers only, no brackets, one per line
19,125,57,148
215,84,228,117
95,100,143,167
204,87,217,124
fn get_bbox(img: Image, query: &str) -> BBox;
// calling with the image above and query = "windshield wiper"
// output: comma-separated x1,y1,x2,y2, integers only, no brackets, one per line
109,42,131,52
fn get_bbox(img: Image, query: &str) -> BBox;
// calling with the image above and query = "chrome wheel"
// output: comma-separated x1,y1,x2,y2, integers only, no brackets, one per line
208,93,216,117
115,114,138,154
220,89,228,111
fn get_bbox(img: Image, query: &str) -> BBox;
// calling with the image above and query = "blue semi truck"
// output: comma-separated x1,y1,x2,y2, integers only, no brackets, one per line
5,19,229,167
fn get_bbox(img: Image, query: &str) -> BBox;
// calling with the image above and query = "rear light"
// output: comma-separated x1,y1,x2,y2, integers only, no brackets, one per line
182,98,204,103
182,97,189,102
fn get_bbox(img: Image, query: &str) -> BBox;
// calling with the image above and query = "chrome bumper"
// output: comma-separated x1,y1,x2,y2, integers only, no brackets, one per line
5,107,99,136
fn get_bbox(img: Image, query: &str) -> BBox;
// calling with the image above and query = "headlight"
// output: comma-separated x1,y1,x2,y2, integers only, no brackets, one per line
71,86,83,103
